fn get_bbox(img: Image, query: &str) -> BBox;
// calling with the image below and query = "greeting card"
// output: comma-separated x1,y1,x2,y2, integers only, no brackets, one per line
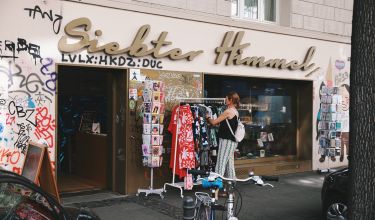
145,80,153,90
152,92,160,102
330,138,336,147
336,122,342,130
329,104,337,113
159,114,164,124
143,124,151,134
329,122,336,130
151,156,160,167
152,81,161,92
159,81,165,92
142,144,150,156
152,145,163,156
159,124,164,134
144,103,151,113
152,135,161,146
142,134,151,145
142,89,152,102
152,102,161,114
160,92,165,103
151,124,160,135
142,156,149,166
143,113,151,124
151,114,159,124
159,135,164,145
159,103,165,114
335,139,342,148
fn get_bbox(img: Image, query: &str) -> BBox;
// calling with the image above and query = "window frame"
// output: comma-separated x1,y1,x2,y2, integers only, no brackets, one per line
232,0,280,24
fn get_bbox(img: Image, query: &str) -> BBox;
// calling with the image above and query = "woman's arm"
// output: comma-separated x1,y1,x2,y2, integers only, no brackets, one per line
206,109,230,126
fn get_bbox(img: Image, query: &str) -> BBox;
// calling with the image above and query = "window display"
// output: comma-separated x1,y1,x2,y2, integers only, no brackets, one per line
204,75,299,160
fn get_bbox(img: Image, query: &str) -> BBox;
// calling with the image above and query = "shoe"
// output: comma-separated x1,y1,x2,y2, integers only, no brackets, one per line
331,156,336,162
319,156,325,163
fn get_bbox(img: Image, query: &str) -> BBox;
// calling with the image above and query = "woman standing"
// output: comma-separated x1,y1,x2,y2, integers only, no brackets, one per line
206,91,240,179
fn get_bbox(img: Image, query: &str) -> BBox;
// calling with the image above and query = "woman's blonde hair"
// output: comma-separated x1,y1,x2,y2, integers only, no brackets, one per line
227,91,240,108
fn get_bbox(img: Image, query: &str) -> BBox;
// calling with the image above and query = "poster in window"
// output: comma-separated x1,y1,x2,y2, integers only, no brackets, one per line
79,111,96,132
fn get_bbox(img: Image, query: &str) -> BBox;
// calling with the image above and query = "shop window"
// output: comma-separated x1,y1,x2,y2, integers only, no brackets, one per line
231,0,278,23
204,75,306,160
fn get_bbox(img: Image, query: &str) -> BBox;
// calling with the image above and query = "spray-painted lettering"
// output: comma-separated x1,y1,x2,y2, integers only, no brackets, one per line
0,148,21,165
40,58,57,92
0,39,41,63
34,107,56,148
8,101,37,127
14,123,31,154
24,5,63,34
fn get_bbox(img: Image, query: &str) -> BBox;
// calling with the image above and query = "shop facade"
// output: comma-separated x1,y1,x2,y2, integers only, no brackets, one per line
0,0,350,194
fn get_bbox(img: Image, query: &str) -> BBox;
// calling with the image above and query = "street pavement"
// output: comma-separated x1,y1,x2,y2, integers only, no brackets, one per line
62,171,327,220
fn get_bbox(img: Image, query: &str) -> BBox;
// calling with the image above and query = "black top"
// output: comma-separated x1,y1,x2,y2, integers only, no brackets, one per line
218,115,238,142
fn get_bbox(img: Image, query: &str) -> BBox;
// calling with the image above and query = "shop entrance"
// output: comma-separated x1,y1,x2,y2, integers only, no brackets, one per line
57,65,126,194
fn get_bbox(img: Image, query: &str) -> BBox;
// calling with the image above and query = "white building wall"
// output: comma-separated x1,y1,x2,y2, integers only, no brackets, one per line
0,0,351,174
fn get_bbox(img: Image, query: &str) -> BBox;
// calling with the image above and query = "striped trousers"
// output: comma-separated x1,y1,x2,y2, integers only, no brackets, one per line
215,138,238,179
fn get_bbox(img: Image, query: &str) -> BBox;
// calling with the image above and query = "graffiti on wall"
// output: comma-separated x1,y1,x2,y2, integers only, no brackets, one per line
24,5,63,34
0,0,61,173
0,39,41,63
0,59,56,173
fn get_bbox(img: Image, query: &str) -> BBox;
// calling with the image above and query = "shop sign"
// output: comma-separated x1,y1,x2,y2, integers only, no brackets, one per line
215,31,319,74
58,17,319,75
58,17,203,61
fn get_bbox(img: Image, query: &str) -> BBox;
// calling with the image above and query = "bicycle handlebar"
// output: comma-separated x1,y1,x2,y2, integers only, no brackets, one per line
261,175,279,182
189,169,279,186
188,169,208,176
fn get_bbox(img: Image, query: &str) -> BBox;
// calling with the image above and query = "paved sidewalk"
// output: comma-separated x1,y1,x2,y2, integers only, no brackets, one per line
62,171,327,220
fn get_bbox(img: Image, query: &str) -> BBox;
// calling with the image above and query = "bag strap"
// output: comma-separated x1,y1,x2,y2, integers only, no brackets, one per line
226,118,236,138
226,108,240,139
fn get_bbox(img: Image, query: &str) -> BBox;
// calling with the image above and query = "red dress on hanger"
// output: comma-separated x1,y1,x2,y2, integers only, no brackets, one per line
168,105,196,179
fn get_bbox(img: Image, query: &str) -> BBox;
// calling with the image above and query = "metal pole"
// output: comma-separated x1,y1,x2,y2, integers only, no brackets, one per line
172,107,180,184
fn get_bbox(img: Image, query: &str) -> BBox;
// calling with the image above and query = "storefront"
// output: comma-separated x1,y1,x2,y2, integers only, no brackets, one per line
0,0,350,194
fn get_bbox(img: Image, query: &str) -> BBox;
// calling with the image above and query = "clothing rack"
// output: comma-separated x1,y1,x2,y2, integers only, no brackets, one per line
163,97,226,198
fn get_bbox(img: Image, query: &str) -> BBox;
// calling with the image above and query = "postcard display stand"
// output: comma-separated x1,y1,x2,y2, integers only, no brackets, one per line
318,84,342,171
163,98,226,198
137,80,165,198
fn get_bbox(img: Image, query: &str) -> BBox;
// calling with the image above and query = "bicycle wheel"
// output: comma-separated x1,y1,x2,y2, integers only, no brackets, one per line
197,204,210,220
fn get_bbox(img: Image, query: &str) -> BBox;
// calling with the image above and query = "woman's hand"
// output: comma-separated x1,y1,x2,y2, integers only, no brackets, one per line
206,114,212,125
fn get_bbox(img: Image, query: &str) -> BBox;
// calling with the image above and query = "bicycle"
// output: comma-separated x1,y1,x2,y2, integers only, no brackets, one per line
185,169,278,220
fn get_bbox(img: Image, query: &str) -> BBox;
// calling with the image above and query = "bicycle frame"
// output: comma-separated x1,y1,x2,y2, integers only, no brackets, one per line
191,171,275,220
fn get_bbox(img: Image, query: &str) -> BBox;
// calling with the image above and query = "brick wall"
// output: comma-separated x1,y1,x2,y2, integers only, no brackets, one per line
291,0,353,36
130,0,231,17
